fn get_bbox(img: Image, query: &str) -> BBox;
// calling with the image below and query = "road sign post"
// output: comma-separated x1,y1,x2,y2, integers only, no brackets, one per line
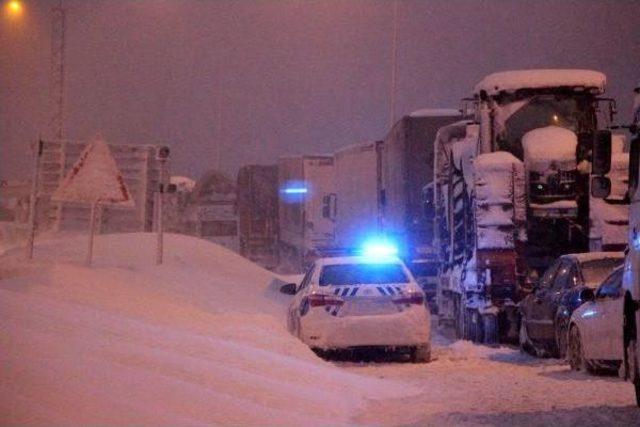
26,140,43,260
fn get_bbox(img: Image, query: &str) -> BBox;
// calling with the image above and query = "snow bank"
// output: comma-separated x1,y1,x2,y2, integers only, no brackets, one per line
475,69,606,96
170,175,196,193
0,233,415,426
0,221,29,256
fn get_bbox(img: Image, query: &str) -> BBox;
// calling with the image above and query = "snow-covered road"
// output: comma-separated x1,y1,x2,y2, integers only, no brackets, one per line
347,335,640,426
1,232,639,426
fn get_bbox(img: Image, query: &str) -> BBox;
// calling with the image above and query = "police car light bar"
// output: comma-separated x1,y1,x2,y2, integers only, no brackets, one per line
361,240,398,258
282,187,308,194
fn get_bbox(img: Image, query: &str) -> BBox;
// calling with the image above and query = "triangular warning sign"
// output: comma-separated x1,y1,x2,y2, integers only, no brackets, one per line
52,138,134,206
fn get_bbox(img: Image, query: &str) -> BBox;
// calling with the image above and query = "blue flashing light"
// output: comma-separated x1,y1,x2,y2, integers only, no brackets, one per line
283,187,308,194
361,239,398,258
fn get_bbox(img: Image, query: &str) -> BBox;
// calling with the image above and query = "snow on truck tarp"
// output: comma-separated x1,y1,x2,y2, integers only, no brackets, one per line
522,125,577,167
474,152,526,249
0,233,415,426
51,137,133,206
474,69,606,96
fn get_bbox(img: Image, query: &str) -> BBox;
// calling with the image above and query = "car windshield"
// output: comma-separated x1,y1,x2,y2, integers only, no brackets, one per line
580,258,624,287
319,263,410,286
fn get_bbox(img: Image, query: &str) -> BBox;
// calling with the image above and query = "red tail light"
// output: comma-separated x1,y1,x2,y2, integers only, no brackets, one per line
308,294,345,307
393,292,424,305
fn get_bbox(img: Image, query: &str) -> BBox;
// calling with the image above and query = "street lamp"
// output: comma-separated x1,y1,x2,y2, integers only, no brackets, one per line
5,0,23,18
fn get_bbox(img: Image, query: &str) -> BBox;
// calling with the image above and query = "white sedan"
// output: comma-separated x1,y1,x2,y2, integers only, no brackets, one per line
567,266,624,373
281,255,431,362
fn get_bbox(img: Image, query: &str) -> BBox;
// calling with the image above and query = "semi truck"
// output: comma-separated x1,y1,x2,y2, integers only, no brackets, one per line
433,69,627,344
331,111,462,304
277,155,336,272
237,165,279,269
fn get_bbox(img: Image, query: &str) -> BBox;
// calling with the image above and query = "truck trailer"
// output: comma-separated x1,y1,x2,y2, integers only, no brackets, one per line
381,111,462,302
434,69,628,344
278,155,336,272
331,111,462,304
237,165,279,269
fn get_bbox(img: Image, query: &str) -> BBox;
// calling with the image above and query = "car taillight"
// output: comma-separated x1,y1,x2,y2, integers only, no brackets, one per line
308,294,344,307
392,292,424,305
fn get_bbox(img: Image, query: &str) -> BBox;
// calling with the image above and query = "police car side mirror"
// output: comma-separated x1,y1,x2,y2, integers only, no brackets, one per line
280,283,297,295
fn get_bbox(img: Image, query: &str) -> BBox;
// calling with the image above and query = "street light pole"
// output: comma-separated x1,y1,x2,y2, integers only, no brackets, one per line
389,0,399,129
50,0,66,140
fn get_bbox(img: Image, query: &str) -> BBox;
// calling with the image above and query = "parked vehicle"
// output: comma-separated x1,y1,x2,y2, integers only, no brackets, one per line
567,266,624,373
519,252,624,358
184,170,239,252
278,155,336,272
333,140,384,250
434,69,626,344
237,165,279,269
591,82,640,405
280,248,431,362
331,111,461,308
381,111,461,303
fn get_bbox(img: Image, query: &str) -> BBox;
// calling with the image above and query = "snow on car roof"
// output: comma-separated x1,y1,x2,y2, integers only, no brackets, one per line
562,251,625,263
409,108,461,118
474,69,606,96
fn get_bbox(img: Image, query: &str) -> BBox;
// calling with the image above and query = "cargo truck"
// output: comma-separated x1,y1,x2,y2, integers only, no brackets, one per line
331,111,462,305
278,155,336,272
434,69,627,344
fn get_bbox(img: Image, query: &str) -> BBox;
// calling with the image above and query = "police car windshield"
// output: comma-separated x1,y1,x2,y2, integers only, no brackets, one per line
319,263,409,286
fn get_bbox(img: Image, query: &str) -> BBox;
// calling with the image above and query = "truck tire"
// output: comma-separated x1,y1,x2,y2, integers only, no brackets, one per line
482,314,498,345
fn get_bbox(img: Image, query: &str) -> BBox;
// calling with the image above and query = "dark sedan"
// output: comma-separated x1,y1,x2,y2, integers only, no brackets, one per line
518,252,624,358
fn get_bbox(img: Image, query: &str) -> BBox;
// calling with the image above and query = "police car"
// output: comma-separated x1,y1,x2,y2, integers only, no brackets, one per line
280,243,431,362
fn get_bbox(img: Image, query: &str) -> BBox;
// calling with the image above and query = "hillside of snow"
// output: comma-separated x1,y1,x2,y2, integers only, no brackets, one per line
0,233,415,426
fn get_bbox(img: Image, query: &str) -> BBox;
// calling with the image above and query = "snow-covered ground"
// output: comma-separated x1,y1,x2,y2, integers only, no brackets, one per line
1,232,639,426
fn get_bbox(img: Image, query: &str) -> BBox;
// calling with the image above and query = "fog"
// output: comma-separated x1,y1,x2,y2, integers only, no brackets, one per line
1,0,639,181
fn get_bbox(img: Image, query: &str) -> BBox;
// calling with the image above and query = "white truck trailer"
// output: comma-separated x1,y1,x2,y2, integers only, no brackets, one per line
278,155,336,271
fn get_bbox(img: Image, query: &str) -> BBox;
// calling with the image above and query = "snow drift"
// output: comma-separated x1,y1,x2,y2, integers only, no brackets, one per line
0,233,415,426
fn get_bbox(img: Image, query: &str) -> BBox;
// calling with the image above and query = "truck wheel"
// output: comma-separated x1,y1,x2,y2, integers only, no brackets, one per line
410,344,431,363
482,314,498,345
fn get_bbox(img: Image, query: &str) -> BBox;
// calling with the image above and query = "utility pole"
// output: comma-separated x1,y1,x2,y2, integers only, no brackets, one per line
50,0,66,140
388,0,399,129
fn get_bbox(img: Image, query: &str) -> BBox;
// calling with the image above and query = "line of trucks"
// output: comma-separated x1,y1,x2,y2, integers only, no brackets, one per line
237,69,638,353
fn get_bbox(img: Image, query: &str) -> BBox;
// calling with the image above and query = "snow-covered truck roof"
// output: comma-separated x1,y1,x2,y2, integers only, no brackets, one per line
474,69,606,96
409,108,461,118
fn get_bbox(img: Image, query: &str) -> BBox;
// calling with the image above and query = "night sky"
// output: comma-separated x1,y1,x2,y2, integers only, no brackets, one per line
1,0,639,181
